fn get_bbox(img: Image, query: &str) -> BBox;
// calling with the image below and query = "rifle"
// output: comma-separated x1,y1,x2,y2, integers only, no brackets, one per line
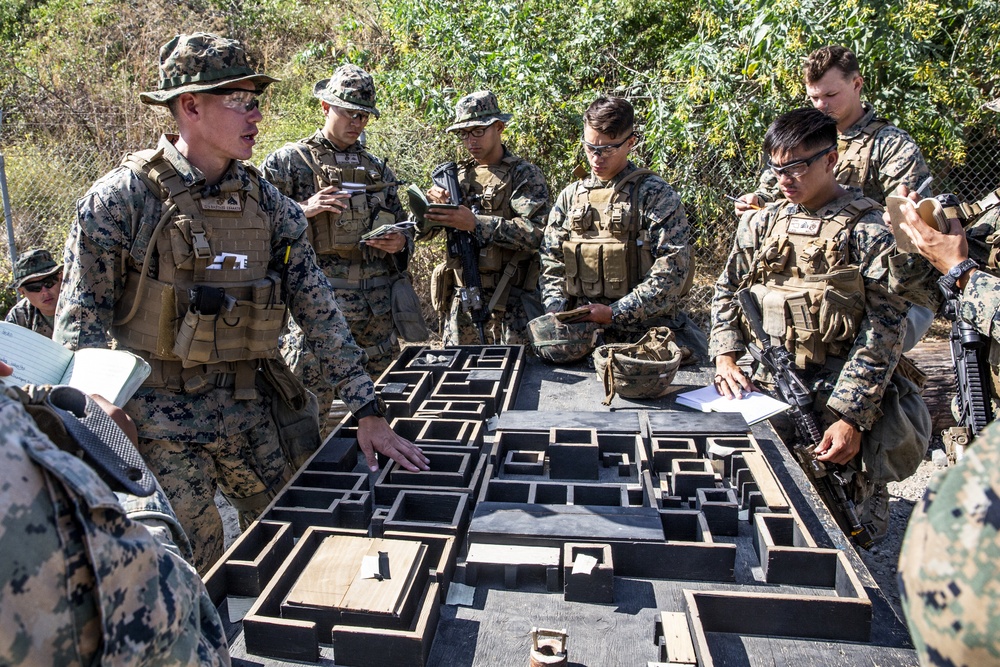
431,161,488,344
735,288,876,548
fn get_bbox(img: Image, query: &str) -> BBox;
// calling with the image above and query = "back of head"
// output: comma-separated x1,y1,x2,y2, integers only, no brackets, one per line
803,45,861,84
763,107,838,157
584,96,634,139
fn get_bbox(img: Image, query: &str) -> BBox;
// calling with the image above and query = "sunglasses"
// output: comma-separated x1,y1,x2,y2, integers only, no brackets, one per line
22,274,61,292
202,87,261,112
332,106,371,124
581,133,635,158
768,145,836,179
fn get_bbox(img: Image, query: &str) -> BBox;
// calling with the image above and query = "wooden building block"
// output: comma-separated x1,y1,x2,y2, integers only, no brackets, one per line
465,543,561,591
650,437,700,475
705,435,757,477
202,520,293,603
740,450,790,512
376,371,433,419
564,542,614,603
695,487,739,537
670,459,718,498
504,450,546,475
657,611,697,664
548,427,599,480
306,436,358,472
389,417,484,449
383,490,470,537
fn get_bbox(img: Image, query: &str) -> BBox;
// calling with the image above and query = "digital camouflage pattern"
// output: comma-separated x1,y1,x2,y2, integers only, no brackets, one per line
593,326,683,402
262,129,407,379
54,135,376,571
313,63,381,118
756,103,932,205
899,419,1000,667
0,389,230,666
711,192,930,483
5,297,54,337
443,146,551,346
11,247,61,287
140,32,276,105
528,313,603,364
446,90,513,132
540,162,706,356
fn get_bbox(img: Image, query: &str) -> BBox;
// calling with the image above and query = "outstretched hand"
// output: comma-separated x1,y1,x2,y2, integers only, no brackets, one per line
356,416,430,472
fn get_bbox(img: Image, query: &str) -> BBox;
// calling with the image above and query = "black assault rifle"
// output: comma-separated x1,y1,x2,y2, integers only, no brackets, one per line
736,288,876,548
432,161,488,343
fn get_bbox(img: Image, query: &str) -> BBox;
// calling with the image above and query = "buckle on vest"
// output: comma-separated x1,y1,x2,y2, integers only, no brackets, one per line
191,230,211,259
608,206,626,233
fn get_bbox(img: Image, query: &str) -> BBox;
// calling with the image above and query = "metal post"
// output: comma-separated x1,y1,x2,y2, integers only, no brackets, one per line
0,110,16,268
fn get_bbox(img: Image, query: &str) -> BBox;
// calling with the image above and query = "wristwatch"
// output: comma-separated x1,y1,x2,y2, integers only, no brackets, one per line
937,258,979,295
354,396,387,420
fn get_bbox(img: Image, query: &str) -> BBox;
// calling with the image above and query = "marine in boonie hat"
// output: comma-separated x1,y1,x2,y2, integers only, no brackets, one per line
140,32,278,106
313,64,381,119
446,90,514,133
11,248,62,288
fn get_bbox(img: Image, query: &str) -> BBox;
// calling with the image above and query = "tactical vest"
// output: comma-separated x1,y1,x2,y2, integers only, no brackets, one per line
562,169,673,301
292,137,395,259
112,149,285,396
447,155,539,309
744,198,881,368
835,119,888,196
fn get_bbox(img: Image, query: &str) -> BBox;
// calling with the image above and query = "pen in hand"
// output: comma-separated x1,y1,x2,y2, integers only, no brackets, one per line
725,194,762,210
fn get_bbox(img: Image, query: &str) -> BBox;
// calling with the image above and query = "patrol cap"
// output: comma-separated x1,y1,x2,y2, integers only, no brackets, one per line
12,248,62,288
313,64,381,119
140,32,277,106
446,91,513,133
985,97,1000,113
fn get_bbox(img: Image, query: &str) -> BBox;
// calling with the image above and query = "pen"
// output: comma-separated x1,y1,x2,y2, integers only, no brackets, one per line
725,194,761,210
914,176,933,197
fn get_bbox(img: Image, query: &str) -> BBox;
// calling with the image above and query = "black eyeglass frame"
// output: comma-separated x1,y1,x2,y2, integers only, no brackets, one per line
767,144,837,179
581,132,636,158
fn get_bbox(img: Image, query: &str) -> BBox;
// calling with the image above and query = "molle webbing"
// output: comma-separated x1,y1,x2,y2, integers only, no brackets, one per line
835,119,888,194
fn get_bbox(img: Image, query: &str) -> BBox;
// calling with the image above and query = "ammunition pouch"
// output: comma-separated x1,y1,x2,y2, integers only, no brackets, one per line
431,261,455,314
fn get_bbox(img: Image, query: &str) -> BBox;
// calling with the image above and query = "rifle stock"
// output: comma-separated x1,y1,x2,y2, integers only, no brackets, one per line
736,289,875,548
431,162,488,343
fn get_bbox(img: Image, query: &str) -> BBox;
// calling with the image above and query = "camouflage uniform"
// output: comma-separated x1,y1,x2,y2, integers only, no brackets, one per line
433,91,551,346
540,161,707,357
756,103,932,204
4,298,53,337
0,388,229,666
710,191,930,486
899,418,1000,666
53,35,377,574
262,65,408,425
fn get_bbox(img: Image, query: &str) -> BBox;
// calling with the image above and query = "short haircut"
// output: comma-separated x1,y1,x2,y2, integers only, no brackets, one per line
763,107,838,157
804,45,861,84
584,97,634,139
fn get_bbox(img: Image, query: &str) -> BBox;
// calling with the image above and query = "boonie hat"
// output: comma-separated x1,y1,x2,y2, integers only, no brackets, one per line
12,248,62,288
446,91,513,133
140,32,277,106
313,64,381,119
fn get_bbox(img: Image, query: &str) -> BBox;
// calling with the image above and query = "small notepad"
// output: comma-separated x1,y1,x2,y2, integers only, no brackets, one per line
675,385,790,424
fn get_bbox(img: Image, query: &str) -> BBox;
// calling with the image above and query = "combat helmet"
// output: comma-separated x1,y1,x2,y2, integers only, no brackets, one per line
528,313,603,364
593,327,684,405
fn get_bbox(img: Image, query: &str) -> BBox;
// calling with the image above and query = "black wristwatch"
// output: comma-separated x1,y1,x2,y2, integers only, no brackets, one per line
354,396,387,420
938,258,979,296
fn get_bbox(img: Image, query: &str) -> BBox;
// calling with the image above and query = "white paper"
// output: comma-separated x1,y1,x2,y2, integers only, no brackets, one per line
206,252,248,270
571,553,598,575
675,384,790,424
360,554,382,579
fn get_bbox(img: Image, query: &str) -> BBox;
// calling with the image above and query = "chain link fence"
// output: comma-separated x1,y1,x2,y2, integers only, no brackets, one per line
4,113,1000,328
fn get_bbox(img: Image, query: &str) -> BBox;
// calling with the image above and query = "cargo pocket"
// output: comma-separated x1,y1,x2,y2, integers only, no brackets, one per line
563,240,584,297
602,242,629,298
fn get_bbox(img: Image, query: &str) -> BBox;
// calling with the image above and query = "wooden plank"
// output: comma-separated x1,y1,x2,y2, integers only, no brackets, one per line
741,450,790,512
284,535,371,609
340,539,424,615
660,611,697,664
466,543,561,567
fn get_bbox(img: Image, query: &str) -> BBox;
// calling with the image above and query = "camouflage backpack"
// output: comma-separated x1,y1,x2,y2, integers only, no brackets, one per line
528,312,603,364
593,327,684,405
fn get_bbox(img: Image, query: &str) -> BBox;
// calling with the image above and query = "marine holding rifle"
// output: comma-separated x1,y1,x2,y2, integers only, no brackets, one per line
538,96,706,357
710,107,931,545
422,91,551,346
262,64,412,425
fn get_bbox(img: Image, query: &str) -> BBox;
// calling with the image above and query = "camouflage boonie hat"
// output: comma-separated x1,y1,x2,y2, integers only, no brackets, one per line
528,313,603,364
593,327,683,405
985,97,1000,113
446,91,513,133
12,248,62,288
140,32,277,106
313,64,381,119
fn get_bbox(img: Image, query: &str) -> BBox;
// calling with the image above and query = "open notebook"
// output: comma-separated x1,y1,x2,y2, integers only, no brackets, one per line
675,384,790,424
0,321,150,406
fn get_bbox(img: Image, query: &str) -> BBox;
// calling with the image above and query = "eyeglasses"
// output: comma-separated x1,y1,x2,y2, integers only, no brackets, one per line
333,107,371,125
21,274,60,293
768,145,836,179
202,87,261,112
456,126,490,140
581,133,635,158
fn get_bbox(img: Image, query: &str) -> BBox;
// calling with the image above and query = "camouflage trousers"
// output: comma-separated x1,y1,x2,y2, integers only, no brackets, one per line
443,287,537,346
136,413,292,574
